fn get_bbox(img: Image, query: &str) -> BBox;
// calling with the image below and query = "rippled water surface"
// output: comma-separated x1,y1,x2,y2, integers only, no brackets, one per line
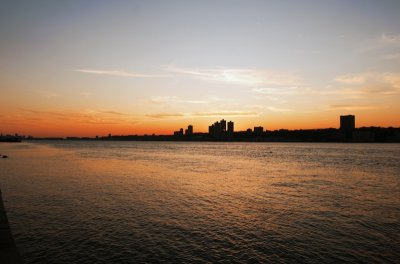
0,141,399,263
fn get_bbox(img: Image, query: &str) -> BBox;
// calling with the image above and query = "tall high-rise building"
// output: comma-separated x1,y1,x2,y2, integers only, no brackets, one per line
209,119,234,138
340,115,355,139
340,115,355,131
227,121,234,134
208,125,214,135
214,121,222,135
220,119,227,132
186,125,193,135
174,128,184,136
254,126,263,135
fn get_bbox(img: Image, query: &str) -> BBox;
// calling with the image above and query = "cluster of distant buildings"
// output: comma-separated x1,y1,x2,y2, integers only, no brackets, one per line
174,119,235,138
174,119,265,139
208,119,234,136
170,115,400,142
174,116,356,139
173,125,193,137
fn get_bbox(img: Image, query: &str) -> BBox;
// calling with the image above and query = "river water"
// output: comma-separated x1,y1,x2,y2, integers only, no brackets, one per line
0,141,399,263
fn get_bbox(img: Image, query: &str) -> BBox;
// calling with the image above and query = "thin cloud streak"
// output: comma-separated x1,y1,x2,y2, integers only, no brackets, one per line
75,66,303,87
149,96,208,104
74,69,172,78
21,108,138,125
192,111,258,117
80,91,92,98
252,87,300,95
334,74,368,85
39,90,63,98
334,72,400,90
146,113,184,119
380,53,400,60
145,111,259,119
378,33,400,45
358,33,400,53
166,65,303,86
266,107,292,112
330,104,381,111
100,111,129,116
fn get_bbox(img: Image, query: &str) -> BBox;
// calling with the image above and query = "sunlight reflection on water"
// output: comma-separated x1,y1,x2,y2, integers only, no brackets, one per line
1,141,399,263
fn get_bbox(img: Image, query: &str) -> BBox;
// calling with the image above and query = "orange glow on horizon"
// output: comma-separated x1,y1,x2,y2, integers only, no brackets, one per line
1,109,399,137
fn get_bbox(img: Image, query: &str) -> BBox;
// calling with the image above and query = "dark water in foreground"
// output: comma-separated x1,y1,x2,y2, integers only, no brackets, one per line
0,141,399,263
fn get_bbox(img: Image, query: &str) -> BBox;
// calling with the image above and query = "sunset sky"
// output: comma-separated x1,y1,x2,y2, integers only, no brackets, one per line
1,0,400,137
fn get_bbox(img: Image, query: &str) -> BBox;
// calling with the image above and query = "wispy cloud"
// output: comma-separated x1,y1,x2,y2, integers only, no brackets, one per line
145,111,259,118
359,33,400,52
166,65,303,86
359,86,398,95
39,90,63,98
192,111,258,117
74,69,171,78
99,110,129,116
149,96,208,104
310,87,397,98
334,74,368,85
145,113,184,119
74,66,303,88
334,72,400,91
80,91,92,97
382,73,400,89
379,53,400,60
266,106,292,112
378,33,400,45
330,104,380,111
252,87,300,95
21,108,138,125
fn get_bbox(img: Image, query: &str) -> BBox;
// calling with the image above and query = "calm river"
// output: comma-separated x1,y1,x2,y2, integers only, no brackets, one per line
0,141,399,263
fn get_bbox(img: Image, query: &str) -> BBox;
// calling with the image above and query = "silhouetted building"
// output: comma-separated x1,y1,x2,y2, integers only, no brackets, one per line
174,128,184,137
208,119,234,138
185,125,193,136
209,121,222,137
228,121,234,134
221,119,227,132
208,125,214,135
214,121,222,134
340,115,355,139
254,126,263,135
340,115,355,131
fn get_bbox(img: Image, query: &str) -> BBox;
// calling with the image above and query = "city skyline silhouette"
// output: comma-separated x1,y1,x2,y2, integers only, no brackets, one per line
2,114,399,143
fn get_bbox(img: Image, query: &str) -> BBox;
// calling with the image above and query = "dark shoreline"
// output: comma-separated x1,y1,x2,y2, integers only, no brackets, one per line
9,126,400,143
